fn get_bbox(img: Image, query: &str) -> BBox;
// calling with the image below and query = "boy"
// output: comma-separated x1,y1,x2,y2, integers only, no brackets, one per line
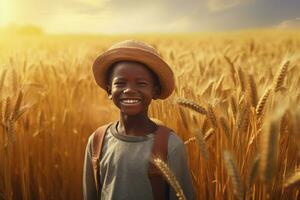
83,40,195,200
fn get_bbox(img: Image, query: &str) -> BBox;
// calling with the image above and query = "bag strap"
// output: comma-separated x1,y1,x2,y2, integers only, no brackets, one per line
149,125,171,200
91,123,112,198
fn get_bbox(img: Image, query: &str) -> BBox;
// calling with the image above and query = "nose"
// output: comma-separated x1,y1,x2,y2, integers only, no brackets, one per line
123,85,137,94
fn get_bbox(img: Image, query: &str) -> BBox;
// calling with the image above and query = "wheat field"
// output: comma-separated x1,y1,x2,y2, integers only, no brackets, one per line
0,30,300,200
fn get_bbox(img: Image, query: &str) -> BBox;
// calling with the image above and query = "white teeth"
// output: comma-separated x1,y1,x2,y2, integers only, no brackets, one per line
122,99,140,104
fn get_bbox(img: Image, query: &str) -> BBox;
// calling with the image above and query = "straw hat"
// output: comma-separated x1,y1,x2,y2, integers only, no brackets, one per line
92,40,175,99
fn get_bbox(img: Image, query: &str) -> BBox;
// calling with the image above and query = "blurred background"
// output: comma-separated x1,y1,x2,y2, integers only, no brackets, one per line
0,0,300,34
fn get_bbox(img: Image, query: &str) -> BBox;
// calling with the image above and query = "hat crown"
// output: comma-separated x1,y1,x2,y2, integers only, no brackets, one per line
108,40,160,56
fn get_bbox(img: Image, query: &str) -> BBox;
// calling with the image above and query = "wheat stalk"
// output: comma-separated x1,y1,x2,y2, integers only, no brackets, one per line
151,157,187,200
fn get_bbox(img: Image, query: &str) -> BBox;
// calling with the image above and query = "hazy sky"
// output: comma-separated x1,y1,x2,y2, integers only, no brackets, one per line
0,0,299,33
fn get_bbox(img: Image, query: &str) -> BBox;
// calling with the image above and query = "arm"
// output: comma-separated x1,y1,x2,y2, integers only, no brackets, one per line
168,138,196,200
83,134,98,200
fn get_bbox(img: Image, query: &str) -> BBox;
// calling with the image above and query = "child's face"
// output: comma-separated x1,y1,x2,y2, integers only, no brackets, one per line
106,61,160,116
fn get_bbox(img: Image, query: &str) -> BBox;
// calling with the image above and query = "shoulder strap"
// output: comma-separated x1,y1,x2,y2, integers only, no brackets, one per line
92,123,171,200
92,123,112,198
148,125,171,200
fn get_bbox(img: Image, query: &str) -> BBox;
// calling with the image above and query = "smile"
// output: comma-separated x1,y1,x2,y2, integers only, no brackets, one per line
120,99,142,105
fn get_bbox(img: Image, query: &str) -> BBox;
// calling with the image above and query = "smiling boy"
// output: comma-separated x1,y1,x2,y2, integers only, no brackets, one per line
83,40,195,200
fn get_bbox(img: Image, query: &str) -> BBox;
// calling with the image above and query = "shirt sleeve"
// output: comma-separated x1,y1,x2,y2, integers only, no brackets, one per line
168,137,196,200
83,133,98,200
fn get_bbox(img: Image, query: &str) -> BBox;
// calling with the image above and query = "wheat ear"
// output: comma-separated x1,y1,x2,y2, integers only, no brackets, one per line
207,104,218,128
4,97,11,122
248,74,258,107
237,66,246,92
284,169,300,189
12,90,23,121
224,55,237,86
230,97,237,118
247,155,260,188
220,116,230,139
194,129,209,160
260,117,280,183
223,151,244,200
184,137,196,145
256,88,271,117
177,98,207,115
273,60,289,92
236,101,250,132
203,128,214,141
0,69,7,94
151,157,187,200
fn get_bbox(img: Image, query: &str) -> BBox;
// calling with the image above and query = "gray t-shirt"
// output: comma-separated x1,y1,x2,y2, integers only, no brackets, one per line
83,121,196,200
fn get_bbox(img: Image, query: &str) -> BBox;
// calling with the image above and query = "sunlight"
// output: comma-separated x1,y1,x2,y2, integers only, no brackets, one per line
0,0,13,25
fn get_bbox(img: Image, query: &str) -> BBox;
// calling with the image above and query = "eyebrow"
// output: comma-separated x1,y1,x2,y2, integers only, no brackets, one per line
113,77,151,81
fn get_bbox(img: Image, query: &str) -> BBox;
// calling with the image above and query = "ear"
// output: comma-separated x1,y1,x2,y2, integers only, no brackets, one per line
106,85,112,99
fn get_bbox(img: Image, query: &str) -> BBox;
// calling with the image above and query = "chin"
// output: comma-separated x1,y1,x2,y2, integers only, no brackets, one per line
120,109,146,117
121,111,142,116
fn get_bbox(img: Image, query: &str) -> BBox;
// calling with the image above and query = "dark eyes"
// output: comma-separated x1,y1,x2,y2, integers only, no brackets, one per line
114,82,125,85
113,81,148,86
137,82,148,86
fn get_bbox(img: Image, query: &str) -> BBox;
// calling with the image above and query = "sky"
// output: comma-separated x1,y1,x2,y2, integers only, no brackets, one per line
0,0,299,33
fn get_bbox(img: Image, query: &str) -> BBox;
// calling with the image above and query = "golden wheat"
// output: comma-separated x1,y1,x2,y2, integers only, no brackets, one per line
237,66,246,92
151,157,187,200
260,117,280,183
11,90,23,121
247,155,260,188
1,31,300,200
273,60,290,92
284,169,300,189
194,129,209,160
176,98,207,115
207,104,218,129
223,151,244,200
248,74,258,107
256,88,271,117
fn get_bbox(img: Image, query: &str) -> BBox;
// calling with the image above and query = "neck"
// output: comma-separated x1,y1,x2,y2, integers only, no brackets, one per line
117,111,157,136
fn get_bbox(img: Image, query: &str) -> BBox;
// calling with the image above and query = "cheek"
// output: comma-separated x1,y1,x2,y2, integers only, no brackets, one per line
110,89,121,104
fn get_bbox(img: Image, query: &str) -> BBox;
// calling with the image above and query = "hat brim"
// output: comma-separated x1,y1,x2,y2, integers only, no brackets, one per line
92,47,175,99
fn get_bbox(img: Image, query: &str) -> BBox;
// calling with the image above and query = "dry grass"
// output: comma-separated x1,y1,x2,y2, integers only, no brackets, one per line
0,30,300,199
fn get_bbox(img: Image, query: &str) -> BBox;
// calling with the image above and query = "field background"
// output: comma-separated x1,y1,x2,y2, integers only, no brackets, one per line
1,30,300,200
